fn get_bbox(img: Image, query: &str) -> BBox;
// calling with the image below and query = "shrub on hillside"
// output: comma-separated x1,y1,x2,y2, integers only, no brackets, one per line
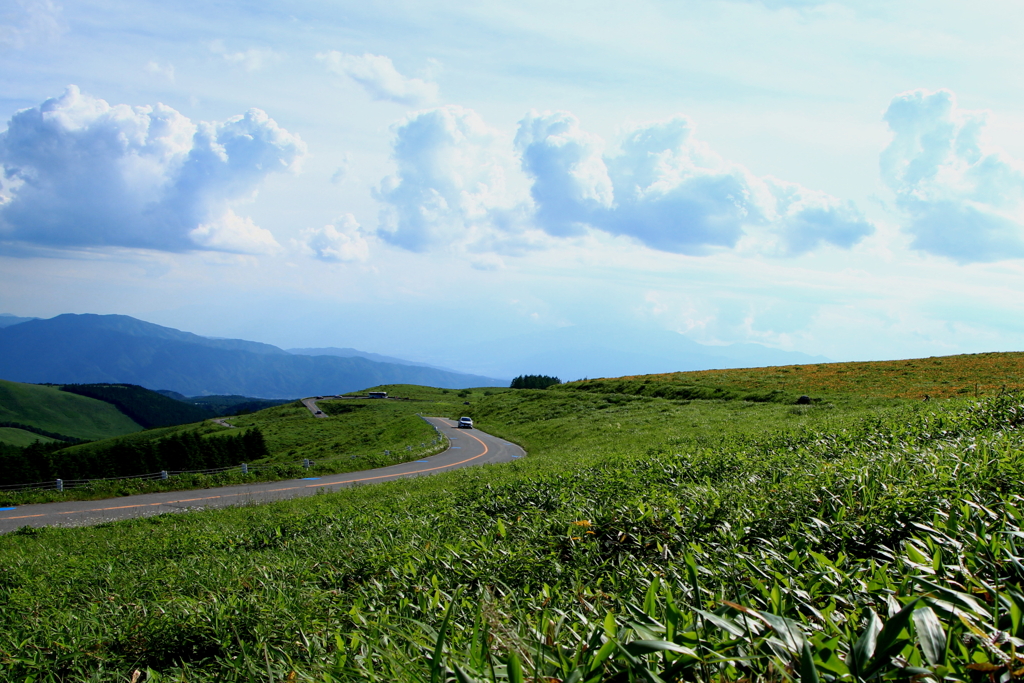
510,374,562,389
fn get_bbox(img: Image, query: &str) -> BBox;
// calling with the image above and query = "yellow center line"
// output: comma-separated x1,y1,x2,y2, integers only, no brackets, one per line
1,420,495,522
304,428,490,487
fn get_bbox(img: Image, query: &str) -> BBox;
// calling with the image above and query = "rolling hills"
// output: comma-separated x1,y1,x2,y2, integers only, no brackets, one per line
2,354,1024,680
0,379,142,442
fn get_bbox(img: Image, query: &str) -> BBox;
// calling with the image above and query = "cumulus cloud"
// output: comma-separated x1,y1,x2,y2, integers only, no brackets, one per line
375,105,530,252
882,88,1024,263
0,86,306,254
516,111,874,255
295,214,370,263
318,51,438,106
190,211,279,255
375,106,873,257
514,111,613,236
0,0,65,49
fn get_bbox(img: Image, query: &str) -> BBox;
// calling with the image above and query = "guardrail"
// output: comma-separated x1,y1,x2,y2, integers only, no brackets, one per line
0,425,449,494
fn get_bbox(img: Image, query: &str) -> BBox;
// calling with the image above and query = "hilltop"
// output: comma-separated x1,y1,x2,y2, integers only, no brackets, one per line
612,350,1024,399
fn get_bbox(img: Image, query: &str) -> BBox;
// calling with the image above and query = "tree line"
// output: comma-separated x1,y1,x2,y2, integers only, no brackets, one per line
510,374,562,389
0,428,269,486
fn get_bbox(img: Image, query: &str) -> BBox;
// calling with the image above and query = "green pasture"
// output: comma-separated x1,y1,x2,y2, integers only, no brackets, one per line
0,389,471,504
4,370,1024,680
0,379,142,441
0,427,58,447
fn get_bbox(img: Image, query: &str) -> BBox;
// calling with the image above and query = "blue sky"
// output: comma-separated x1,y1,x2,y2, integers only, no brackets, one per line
2,0,1024,373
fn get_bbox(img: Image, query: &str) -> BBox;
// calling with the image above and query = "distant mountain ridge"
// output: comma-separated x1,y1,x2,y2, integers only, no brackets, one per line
0,314,38,328
287,347,457,372
0,314,507,398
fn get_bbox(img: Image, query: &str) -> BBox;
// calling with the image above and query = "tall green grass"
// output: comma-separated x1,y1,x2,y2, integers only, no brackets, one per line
2,389,1023,680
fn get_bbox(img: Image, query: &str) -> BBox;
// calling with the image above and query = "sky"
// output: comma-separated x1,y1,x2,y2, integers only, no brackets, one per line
2,0,1024,373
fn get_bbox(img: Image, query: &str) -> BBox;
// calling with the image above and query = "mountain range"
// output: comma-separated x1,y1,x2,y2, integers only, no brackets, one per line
0,314,38,328
285,347,451,371
0,314,505,398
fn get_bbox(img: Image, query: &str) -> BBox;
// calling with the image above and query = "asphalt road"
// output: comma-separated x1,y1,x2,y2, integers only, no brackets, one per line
0,418,524,534
301,397,329,418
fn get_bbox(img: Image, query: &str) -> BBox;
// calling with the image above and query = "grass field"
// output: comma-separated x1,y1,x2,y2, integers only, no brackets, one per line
615,350,1024,399
0,379,142,442
3,358,1024,681
0,386,499,504
0,427,58,447
45,384,504,467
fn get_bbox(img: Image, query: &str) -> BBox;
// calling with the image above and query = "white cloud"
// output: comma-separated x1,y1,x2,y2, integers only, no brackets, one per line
517,111,874,255
209,41,279,71
0,86,306,254
318,51,438,106
0,0,65,49
295,214,370,263
514,110,613,236
762,177,879,256
882,88,1024,263
375,106,873,258
375,105,533,252
190,210,280,254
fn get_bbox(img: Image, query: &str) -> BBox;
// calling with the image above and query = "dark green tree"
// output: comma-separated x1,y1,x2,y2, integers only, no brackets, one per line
510,374,562,389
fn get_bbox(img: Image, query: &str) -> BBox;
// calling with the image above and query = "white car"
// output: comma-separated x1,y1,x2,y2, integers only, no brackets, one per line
457,417,473,429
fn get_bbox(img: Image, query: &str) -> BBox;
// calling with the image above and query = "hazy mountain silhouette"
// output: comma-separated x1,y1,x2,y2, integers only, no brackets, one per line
423,324,831,380
0,314,506,397
287,347,458,372
0,314,38,328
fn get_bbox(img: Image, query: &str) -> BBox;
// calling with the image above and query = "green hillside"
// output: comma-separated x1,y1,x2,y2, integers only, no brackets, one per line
0,427,58,447
59,383,213,427
0,379,142,443
0,385,477,495
4,362,1024,680
614,350,1024,399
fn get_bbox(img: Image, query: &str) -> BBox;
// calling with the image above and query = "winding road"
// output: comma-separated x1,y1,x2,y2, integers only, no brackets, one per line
0,418,524,534
301,397,330,418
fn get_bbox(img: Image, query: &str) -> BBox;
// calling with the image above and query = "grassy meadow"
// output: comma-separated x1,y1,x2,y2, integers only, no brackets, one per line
0,387,494,504
3,357,1024,681
0,427,59,448
0,379,142,444
615,350,1024,400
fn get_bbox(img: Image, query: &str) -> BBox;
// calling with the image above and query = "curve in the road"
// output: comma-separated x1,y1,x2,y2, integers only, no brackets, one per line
0,418,524,533
301,397,329,418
